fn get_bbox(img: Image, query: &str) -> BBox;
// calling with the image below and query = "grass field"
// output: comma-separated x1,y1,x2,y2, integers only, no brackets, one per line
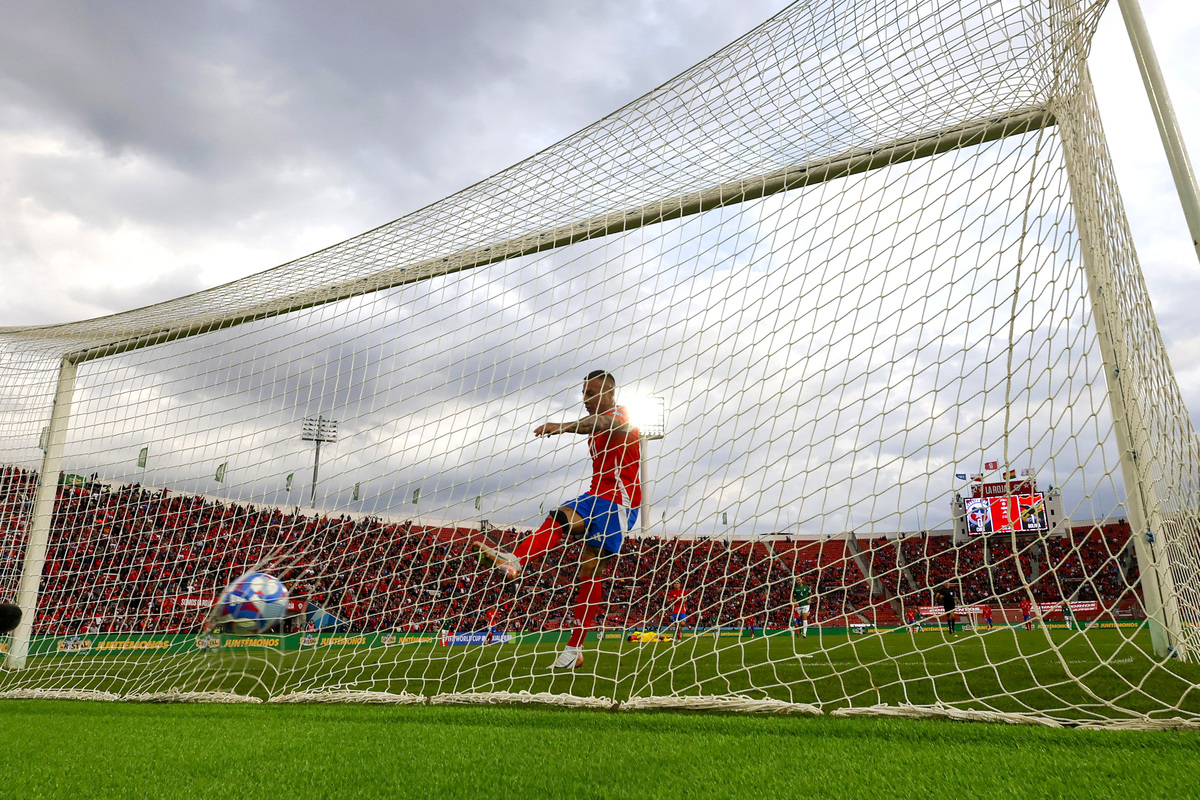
2,627,1199,798
3,699,1200,799
4,626,1199,723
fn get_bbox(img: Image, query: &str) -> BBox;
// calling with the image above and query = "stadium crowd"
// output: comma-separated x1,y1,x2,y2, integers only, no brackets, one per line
0,465,1142,635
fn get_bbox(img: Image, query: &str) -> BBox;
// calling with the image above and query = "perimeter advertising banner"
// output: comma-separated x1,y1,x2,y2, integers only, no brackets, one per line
440,632,514,646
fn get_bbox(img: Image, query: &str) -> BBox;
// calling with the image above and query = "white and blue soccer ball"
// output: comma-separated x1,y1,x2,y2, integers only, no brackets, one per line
216,572,288,635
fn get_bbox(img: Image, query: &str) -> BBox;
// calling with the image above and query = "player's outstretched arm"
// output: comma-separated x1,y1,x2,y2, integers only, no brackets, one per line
534,413,632,437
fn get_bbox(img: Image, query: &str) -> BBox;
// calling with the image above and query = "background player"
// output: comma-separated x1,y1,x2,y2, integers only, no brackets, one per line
792,578,813,638
485,607,500,645
666,582,688,638
1020,597,1033,630
937,583,958,636
475,370,640,670
905,604,922,632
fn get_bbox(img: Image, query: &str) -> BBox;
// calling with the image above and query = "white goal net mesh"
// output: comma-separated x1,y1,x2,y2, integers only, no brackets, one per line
2,0,1199,727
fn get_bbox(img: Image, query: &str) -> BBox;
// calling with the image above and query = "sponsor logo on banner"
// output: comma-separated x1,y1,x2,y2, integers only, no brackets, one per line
300,634,371,647
321,635,367,646
221,637,280,649
380,633,435,646
57,637,93,653
195,634,221,650
444,632,512,645
177,596,214,608
978,480,1033,498
96,639,171,651
286,599,307,613
919,606,988,616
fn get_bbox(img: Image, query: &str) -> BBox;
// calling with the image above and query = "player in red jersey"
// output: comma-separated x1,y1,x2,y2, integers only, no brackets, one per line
666,582,688,637
475,370,640,670
1020,598,1033,630
981,603,993,631
485,607,500,645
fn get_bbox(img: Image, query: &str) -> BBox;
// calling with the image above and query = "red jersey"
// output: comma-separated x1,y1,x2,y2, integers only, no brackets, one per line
1020,600,1032,615
668,588,686,614
588,405,641,508
486,609,498,625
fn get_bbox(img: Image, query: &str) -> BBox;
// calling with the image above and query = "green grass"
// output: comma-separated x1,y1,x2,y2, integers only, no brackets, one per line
1,699,1198,799
2,628,1198,798
4,626,1199,723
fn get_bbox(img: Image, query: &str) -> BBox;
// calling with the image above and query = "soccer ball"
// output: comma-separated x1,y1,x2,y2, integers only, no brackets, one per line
216,572,288,634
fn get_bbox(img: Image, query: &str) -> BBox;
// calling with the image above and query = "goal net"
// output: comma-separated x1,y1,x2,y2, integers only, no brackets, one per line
2,0,1199,727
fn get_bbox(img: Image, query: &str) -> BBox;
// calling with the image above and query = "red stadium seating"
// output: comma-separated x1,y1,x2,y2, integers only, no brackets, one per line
0,466,1143,635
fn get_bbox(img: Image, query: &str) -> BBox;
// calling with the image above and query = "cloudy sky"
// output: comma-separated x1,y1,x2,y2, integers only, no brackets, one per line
1,0,1198,534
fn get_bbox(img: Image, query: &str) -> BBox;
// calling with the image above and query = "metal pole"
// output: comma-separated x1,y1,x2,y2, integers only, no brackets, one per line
310,437,321,507
6,357,77,669
1117,0,1200,265
640,438,650,535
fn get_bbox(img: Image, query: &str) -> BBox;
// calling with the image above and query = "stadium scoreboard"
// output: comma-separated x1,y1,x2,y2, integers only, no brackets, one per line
951,474,1065,540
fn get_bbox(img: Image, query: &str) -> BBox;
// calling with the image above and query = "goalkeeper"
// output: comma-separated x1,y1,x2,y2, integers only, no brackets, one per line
791,578,813,638
475,370,640,670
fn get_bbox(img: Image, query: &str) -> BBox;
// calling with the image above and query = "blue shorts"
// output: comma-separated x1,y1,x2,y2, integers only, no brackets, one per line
671,613,687,623
563,494,633,555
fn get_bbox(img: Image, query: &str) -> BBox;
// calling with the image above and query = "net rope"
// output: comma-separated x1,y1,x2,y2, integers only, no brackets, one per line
1,0,1199,727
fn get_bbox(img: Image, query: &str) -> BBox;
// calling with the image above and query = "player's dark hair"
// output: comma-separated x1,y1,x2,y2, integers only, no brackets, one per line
586,369,615,386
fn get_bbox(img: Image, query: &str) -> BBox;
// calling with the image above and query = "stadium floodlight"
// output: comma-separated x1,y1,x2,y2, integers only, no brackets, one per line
627,395,666,535
301,416,338,506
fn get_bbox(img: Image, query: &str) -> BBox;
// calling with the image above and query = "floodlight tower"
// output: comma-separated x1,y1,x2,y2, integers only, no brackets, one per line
637,396,666,535
301,416,338,507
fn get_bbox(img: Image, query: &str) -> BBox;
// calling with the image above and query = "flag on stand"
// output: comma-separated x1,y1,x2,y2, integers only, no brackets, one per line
215,463,228,483
412,488,421,505
137,447,149,468
475,495,482,511
984,461,998,471
285,473,294,492
353,482,361,501
1005,469,1018,480
955,473,967,480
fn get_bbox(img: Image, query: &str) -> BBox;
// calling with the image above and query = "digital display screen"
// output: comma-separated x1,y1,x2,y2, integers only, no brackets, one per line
965,493,1048,534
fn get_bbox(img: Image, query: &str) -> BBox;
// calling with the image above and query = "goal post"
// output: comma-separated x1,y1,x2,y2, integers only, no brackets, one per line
1,0,1199,726
6,358,76,669
1054,52,1192,659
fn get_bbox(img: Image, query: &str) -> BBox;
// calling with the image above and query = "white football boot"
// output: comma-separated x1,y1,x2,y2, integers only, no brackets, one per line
550,645,584,670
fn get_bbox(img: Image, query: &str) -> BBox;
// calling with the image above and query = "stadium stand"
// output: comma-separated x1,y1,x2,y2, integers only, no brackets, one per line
0,466,1143,635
